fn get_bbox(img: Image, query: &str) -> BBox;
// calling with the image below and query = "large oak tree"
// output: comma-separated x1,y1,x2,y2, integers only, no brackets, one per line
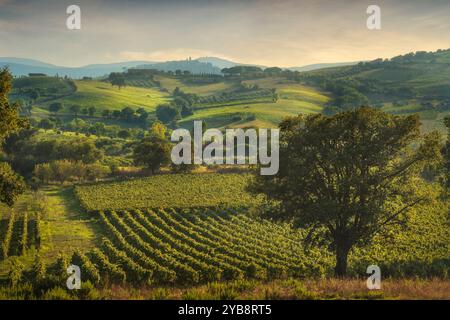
250,107,442,276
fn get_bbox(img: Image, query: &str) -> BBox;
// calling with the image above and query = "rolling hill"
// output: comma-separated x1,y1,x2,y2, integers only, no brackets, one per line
0,58,156,78
11,77,171,115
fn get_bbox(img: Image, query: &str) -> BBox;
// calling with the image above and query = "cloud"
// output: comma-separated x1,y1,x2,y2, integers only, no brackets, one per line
0,0,449,67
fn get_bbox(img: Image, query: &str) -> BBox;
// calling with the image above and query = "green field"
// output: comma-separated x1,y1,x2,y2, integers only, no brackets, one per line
179,81,329,129
75,174,261,211
40,80,171,112
154,75,237,96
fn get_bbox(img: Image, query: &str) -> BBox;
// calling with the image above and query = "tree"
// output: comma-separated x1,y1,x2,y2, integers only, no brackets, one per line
70,105,81,116
133,137,171,174
49,102,63,114
249,107,442,276
29,89,40,102
120,107,135,122
110,75,126,90
156,104,180,124
149,121,167,140
112,110,121,119
0,163,25,206
117,129,131,139
102,109,111,118
444,116,450,188
88,106,96,117
85,163,110,182
38,118,55,131
0,68,27,207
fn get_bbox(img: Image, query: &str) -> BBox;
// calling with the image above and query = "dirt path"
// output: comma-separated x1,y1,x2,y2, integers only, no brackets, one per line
39,186,99,263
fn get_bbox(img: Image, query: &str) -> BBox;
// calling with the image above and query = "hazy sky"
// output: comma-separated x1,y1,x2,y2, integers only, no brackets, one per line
0,0,449,67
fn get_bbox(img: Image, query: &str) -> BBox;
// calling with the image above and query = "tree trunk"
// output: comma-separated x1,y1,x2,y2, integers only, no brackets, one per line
334,244,350,277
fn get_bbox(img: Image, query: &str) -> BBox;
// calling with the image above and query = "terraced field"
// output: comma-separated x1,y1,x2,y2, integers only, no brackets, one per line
178,82,328,129
154,75,237,96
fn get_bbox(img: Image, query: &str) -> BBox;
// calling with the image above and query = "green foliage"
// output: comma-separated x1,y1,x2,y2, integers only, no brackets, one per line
38,118,55,131
49,102,63,114
0,68,27,207
71,250,101,285
8,257,25,287
444,116,450,188
0,163,25,206
156,104,180,123
133,136,172,173
1,209,16,259
250,107,443,276
34,160,110,184
4,132,104,178
108,73,126,89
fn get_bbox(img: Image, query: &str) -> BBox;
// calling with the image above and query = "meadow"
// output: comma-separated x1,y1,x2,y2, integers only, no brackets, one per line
40,80,171,112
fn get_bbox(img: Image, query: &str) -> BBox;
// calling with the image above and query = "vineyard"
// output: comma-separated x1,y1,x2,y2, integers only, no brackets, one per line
0,207,41,261
70,208,330,285
75,174,261,211
70,173,450,287
71,204,449,287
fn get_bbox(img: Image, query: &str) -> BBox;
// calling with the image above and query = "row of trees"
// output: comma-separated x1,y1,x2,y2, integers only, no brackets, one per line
48,103,152,126
34,160,110,184
155,87,197,124
3,129,103,178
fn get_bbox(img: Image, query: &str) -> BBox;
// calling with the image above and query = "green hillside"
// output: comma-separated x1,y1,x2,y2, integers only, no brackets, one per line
9,50,450,133
300,49,450,132
177,78,328,129
39,80,169,112
11,77,170,113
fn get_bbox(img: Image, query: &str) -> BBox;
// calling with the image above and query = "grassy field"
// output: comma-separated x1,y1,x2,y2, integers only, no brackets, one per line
154,75,237,96
177,81,329,129
39,80,171,113
0,187,98,280
99,278,450,300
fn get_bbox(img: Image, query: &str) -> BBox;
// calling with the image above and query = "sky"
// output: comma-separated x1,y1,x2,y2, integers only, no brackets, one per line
0,0,449,67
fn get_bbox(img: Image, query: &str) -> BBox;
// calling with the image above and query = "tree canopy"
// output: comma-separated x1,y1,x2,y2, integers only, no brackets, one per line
249,107,442,276
0,68,27,206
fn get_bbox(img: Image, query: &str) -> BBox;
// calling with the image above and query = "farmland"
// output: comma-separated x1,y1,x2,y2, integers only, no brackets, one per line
0,49,449,301
0,171,448,299
37,80,171,112
75,174,261,211
72,174,449,285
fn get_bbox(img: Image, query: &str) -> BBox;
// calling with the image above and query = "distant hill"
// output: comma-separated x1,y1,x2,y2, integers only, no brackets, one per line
137,59,223,74
0,57,230,77
0,58,156,78
290,62,360,72
303,49,450,101
196,57,240,69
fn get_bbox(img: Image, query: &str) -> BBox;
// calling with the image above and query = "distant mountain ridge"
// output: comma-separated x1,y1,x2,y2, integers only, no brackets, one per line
289,62,361,72
0,56,365,78
0,59,156,78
